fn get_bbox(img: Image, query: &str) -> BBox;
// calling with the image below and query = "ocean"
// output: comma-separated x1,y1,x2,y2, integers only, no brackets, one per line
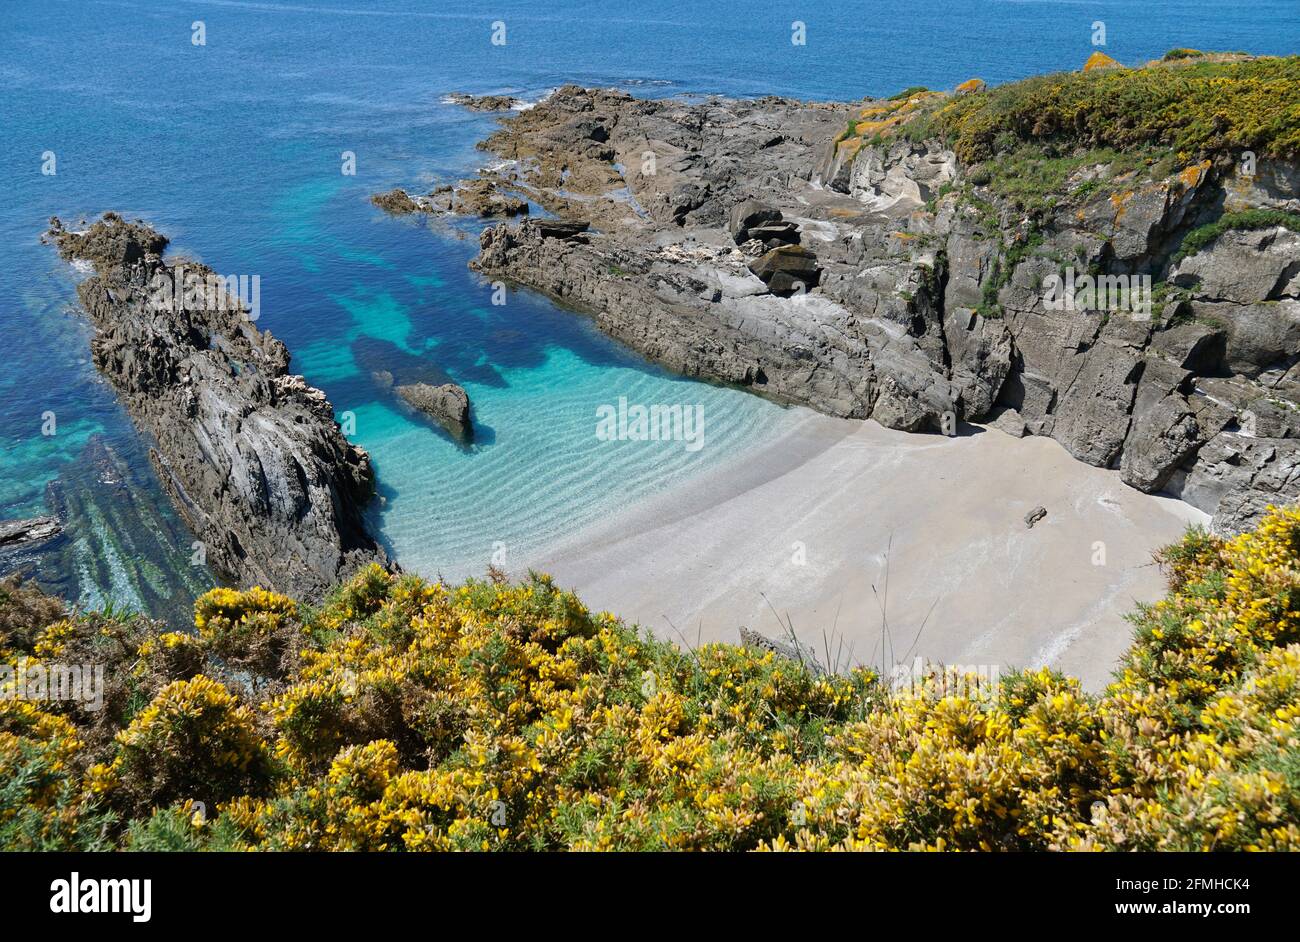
1,0,1294,620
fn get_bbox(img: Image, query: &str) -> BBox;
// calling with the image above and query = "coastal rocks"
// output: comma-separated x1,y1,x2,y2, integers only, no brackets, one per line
847,139,958,212
728,200,799,247
1119,359,1203,493
450,83,1300,532
0,516,62,554
1178,434,1300,534
1170,226,1300,304
372,178,528,219
747,244,820,295
44,214,389,602
535,219,590,241
474,219,874,416
351,337,474,442
371,188,426,215
449,178,529,217
395,382,473,442
447,92,522,112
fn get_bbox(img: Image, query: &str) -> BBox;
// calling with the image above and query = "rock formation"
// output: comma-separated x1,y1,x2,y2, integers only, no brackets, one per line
452,75,1300,534
43,213,389,601
372,178,527,218
395,382,473,441
447,92,522,112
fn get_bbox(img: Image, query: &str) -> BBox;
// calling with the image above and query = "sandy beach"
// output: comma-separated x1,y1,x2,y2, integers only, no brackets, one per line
532,411,1208,692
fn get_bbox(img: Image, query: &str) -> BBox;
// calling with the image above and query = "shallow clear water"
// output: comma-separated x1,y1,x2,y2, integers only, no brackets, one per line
1,0,1294,611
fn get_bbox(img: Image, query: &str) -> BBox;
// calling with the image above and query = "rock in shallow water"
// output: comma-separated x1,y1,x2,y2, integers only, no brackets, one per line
395,382,473,442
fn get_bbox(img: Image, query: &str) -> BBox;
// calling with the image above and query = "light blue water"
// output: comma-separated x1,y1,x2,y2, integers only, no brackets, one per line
2,0,1296,608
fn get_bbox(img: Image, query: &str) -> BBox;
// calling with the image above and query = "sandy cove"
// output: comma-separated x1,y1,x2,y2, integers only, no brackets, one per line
532,412,1208,692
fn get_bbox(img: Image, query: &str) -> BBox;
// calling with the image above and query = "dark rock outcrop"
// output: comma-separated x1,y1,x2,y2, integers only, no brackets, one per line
395,382,473,442
448,92,522,112
43,213,389,601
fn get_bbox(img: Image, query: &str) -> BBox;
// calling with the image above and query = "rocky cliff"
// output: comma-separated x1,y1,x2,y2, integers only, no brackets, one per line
460,57,1300,534
43,214,389,601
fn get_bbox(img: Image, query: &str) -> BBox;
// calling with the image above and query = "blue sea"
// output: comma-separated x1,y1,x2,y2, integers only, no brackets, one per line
1,0,1295,615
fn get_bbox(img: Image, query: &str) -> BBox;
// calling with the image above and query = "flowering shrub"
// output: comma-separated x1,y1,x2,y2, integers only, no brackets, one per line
1,507,1298,851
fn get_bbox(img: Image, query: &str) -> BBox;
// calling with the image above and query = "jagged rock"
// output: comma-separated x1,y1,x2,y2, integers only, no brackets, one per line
1171,227,1300,303
748,244,821,296
1024,506,1047,528
0,516,62,551
1050,342,1144,468
447,92,522,112
848,139,957,213
1120,359,1202,492
44,214,389,601
1179,434,1300,534
396,382,473,441
738,626,825,673
944,308,1013,418
728,200,782,243
748,221,801,248
1149,322,1226,373
1245,397,1300,438
536,219,590,240
1188,300,1300,377
988,406,1027,438
453,177,529,217
371,188,425,215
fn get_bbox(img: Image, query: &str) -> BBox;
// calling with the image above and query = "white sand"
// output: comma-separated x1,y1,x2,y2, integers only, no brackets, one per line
529,410,1208,692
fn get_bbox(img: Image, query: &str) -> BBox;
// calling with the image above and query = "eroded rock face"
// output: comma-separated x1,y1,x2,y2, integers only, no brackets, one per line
452,86,1299,534
43,214,389,600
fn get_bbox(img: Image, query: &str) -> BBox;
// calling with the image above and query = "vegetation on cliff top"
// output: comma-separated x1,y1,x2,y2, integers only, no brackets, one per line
910,53,1300,164
3,505,1300,851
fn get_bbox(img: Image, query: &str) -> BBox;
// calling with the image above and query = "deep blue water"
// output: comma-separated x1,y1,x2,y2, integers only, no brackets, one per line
2,0,1296,611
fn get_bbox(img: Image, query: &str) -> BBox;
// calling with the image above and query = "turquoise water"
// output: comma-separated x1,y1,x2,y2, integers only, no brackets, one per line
1,0,1295,608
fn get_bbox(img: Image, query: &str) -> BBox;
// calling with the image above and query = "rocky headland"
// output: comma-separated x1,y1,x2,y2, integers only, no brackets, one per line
420,55,1300,534
43,213,389,601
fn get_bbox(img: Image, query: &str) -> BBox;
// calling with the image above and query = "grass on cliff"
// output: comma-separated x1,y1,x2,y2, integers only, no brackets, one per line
3,507,1300,851
1172,208,1300,264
